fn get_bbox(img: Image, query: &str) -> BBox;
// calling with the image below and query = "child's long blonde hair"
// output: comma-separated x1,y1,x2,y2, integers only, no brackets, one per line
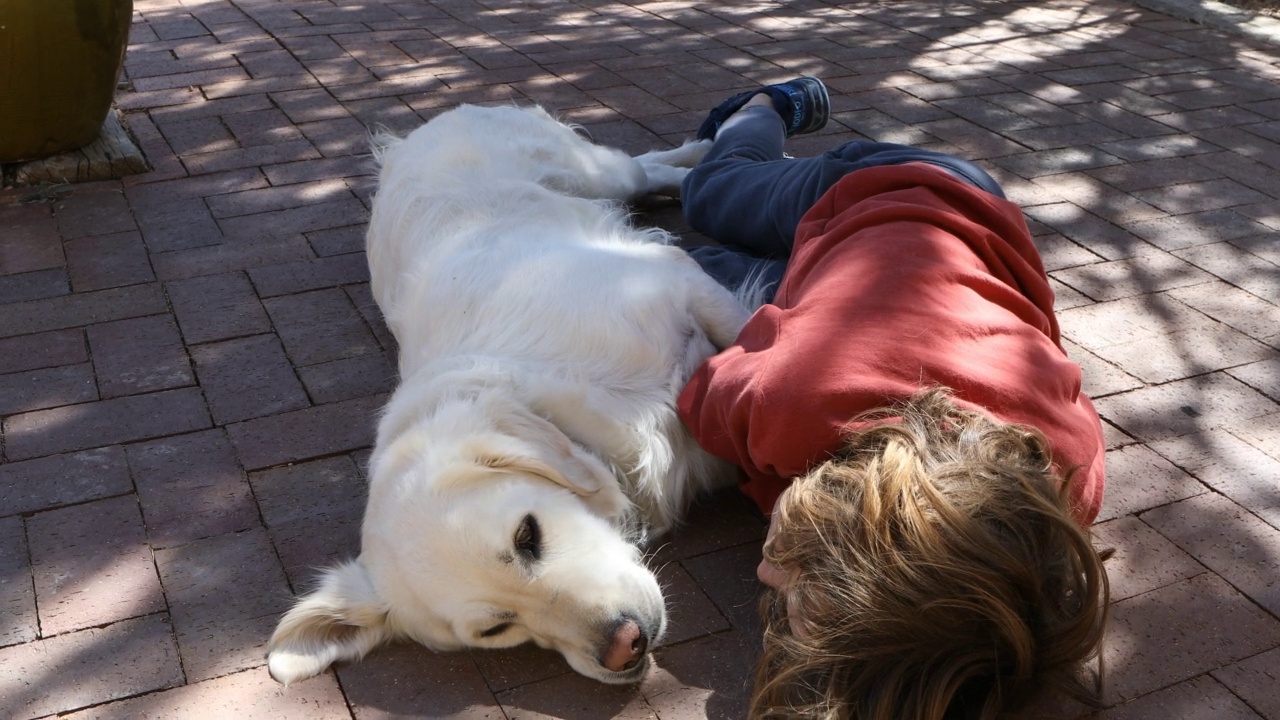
752,388,1109,719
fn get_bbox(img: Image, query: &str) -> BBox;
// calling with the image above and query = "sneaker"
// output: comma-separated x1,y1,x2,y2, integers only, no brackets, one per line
696,76,830,141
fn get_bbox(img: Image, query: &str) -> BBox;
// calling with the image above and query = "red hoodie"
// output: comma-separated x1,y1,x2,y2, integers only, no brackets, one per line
678,162,1105,525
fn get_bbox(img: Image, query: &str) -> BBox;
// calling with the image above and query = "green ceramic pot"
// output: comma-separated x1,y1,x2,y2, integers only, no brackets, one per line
0,0,133,163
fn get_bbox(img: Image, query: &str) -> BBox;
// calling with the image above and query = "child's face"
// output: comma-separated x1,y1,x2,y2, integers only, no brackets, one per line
757,487,810,638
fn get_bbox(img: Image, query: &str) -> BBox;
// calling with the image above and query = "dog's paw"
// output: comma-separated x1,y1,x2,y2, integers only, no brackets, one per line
633,139,711,170
639,162,690,198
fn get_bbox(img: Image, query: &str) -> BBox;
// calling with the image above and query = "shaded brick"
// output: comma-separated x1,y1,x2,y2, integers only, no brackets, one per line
4,387,211,461
1229,357,1280,399
1129,209,1270,252
0,211,63,275
1095,373,1277,443
1151,428,1280,532
151,235,316,282
0,447,131,518
248,252,368,297
226,393,384,470
341,642,501,718
154,527,290,682
88,315,193,398
270,88,351,123
1050,252,1214,303
306,224,367,257
207,178,351,219
296,350,395,404
0,516,36,647
54,189,137,239
1212,647,1280,720
0,283,167,340
1058,293,1214,352
219,195,369,241
156,115,238,156
182,139,321,175
167,271,272,344
1104,573,1280,703
27,496,165,635
135,198,225,253
642,631,756,720
1170,281,1280,346
264,287,379,365
221,107,306,147
0,363,96,415
1142,493,1280,616
1133,178,1270,215
1023,203,1151,261
126,430,258,548
1061,339,1143,398
61,667,350,719
191,334,310,424
1090,516,1204,602
0,268,69,305
654,561,731,648
681,542,766,639
1086,155,1224,193
471,642,575,695
251,455,366,586
64,231,155,292
1099,675,1261,720
1095,445,1208,522
0,614,182,718
1095,133,1223,162
1087,323,1275,385
1174,241,1280,304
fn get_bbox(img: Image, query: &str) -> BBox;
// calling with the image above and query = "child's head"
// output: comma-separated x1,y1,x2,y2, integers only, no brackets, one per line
751,388,1109,719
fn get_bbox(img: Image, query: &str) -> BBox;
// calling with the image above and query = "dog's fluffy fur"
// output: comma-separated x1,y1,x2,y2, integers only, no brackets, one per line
267,104,750,685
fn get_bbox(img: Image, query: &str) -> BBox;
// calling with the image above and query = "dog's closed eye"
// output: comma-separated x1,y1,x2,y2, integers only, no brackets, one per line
514,514,542,561
479,622,513,638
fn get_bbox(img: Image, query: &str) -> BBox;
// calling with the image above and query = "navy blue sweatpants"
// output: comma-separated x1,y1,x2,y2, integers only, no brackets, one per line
681,105,1006,302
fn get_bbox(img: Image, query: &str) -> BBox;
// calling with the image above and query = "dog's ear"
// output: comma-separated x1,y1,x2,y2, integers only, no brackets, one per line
267,560,391,686
484,406,617,497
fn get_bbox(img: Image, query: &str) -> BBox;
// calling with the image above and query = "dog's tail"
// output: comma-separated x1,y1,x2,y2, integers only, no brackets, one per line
734,262,779,313
368,125,403,168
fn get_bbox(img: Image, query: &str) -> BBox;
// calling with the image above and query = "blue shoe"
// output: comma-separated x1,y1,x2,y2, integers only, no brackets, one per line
696,76,830,141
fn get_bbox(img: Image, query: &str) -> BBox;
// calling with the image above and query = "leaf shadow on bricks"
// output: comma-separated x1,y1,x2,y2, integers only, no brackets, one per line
5,0,1280,718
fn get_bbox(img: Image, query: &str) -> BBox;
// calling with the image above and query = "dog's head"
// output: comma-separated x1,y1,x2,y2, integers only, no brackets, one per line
267,392,665,686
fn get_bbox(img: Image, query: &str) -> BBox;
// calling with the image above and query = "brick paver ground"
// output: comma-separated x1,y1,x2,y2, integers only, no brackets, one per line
2,0,1279,717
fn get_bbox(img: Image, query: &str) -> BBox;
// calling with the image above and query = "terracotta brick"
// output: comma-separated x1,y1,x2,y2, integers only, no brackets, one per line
340,642,502,719
1133,179,1270,215
151,235,316,282
4,387,211,461
1095,373,1277,443
0,516,36,648
191,335,310,424
183,139,321,175
1034,232,1106,272
296,350,395,404
306,224,366,257
1212,647,1280,720
1142,493,1280,616
157,115,238,156
1150,428,1280,531
219,195,369,241
1031,173,1165,227
1104,573,1280,703
54,189,138,239
88,315,193,398
0,446,131,517
167,271,272,344
1095,134,1222,162
0,614,182,718
264,287,379,365
1061,339,1143,398
0,283,167,340
270,88,351,123
126,430,259,548
247,251,368,298
226,393,384,470
1023,202,1150,261
1095,444,1208,522
1090,516,1204,602
61,666,350,719
27,496,165,635
1058,293,1213,352
155,527,291,682
0,363,96,415
1086,155,1224,193
1098,675,1261,719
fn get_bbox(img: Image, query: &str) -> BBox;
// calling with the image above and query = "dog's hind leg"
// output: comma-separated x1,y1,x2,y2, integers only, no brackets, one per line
634,140,711,169
683,262,752,350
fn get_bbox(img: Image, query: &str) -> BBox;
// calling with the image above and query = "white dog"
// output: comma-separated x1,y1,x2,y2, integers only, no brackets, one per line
267,104,751,686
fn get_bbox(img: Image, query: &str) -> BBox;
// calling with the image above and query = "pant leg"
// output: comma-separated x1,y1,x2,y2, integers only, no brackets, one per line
687,245,786,303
